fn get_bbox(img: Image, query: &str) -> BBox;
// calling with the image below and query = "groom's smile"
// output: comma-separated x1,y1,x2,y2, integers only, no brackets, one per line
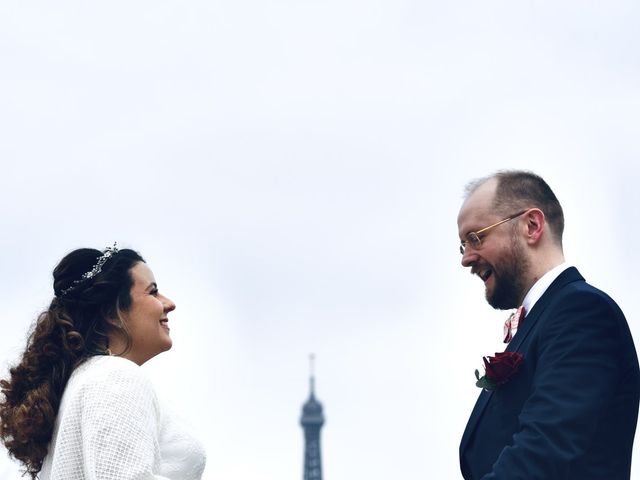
473,266,493,283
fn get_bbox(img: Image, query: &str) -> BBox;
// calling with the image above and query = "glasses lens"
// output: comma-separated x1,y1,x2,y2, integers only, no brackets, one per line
468,232,482,249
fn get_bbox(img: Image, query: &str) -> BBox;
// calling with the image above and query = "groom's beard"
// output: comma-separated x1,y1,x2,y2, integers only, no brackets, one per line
487,238,529,310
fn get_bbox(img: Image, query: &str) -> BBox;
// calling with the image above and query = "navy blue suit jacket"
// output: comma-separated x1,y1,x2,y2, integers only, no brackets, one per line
460,267,640,479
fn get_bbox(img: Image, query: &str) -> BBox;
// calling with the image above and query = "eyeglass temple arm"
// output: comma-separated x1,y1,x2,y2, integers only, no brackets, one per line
474,209,530,235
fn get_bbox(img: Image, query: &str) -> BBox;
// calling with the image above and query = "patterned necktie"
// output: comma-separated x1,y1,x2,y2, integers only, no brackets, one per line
503,306,526,344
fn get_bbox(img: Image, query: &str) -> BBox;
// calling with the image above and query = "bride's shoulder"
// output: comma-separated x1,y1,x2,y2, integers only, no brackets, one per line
73,355,142,380
70,356,159,406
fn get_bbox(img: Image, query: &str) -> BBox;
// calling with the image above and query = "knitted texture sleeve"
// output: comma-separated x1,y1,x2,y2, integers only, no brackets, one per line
43,357,171,480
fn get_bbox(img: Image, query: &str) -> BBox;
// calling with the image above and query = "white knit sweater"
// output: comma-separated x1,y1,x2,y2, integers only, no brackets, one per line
39,356,206,480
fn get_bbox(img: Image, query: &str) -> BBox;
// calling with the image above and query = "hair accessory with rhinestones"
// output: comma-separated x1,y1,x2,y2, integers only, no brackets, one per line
59,243,119,296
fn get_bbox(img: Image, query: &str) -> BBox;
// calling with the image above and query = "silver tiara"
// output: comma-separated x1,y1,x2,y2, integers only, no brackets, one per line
59,243,119,296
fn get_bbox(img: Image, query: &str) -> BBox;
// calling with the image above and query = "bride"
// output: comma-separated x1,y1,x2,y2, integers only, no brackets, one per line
0,244,206,479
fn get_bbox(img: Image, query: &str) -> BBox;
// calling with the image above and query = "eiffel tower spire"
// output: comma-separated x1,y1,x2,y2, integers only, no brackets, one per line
300,354,325,480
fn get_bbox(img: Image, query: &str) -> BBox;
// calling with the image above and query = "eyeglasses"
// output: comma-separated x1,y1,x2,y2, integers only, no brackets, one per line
459,209,529,255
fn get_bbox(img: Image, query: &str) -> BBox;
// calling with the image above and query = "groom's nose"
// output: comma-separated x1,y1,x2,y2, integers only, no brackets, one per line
461,248,478,268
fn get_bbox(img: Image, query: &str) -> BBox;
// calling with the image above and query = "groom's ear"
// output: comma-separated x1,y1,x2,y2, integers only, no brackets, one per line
523,208,545,245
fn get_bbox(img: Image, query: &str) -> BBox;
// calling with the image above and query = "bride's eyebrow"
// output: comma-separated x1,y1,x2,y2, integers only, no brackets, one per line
145,282,158,292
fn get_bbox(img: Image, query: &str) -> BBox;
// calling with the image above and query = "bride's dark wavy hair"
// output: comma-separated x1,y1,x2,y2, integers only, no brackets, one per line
0,247,144,479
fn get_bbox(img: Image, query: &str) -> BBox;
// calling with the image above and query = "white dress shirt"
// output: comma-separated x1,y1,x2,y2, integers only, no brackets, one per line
521,262,572,317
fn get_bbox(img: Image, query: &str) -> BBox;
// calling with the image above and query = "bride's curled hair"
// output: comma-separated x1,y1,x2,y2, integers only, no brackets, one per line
0,247,144,478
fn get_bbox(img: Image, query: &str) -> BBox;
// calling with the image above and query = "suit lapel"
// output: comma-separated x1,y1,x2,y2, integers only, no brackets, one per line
507,267,583,353
460,267,584,457
460,388,493,456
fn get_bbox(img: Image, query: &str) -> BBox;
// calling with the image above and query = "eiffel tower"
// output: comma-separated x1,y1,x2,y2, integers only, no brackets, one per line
300,354,325,480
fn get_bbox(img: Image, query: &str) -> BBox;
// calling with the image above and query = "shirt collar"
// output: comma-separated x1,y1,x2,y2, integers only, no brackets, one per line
522,262,571,316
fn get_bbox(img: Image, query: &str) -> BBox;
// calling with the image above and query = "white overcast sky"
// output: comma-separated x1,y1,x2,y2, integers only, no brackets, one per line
1,1,639,479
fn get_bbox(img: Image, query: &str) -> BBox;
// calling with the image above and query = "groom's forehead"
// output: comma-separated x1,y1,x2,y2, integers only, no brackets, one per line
458,182,496,222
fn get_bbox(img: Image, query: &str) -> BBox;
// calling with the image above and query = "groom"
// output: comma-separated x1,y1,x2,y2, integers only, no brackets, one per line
457,170,640,479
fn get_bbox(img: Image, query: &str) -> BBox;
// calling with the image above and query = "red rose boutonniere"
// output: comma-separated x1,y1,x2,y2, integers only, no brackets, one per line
475,352,524,391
